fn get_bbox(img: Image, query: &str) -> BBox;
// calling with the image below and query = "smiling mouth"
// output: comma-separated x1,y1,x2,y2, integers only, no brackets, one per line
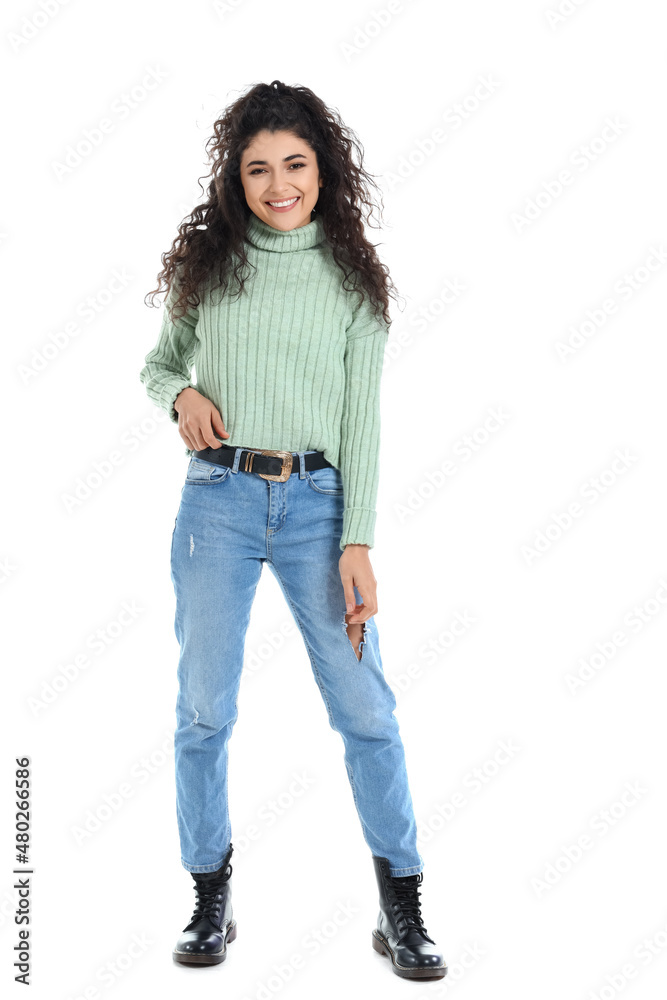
266,196,300,209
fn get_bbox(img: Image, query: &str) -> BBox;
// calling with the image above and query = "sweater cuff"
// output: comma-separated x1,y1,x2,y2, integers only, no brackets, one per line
340,507,377,551
163,379,194,423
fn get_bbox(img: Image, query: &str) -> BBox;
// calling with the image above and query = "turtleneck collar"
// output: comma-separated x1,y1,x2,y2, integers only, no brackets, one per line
245,212,326,252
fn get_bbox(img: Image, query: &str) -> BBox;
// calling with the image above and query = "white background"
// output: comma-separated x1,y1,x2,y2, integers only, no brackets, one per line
3,0,667,997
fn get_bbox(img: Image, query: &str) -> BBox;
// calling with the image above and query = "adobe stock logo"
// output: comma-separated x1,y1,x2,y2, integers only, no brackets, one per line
530,781,648,898
565,577,667,694
520,448,638,565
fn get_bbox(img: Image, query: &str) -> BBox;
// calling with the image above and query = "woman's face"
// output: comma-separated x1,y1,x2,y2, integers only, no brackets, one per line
240,129,323,231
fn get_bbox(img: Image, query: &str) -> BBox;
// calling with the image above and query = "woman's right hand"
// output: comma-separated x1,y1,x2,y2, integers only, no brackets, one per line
173,387,230,451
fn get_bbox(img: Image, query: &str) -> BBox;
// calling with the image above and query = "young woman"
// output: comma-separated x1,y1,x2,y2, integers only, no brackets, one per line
140,79,446,981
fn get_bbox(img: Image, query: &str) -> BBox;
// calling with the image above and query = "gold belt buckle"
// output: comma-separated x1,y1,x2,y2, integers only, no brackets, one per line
251,449,294,482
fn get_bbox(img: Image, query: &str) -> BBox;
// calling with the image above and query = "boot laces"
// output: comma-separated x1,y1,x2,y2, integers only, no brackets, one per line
388,872,430,938
190,863,232,921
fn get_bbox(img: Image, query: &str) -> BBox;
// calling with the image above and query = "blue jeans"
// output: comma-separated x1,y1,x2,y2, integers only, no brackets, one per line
170,447,424,877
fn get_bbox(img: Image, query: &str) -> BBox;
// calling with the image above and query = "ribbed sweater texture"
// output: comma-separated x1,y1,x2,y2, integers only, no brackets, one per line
139,212,389,550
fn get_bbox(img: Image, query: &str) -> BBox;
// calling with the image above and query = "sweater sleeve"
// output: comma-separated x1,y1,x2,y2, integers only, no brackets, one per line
139,282,199,423
338,292,389,551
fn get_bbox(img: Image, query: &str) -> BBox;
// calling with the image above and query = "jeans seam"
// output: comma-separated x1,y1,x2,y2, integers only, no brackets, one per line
389,863,424,876
343,757,365,837
171,519,182,636
181,859,226,873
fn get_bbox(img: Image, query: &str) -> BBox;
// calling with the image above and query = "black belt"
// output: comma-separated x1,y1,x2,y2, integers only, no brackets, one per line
191,443,333,483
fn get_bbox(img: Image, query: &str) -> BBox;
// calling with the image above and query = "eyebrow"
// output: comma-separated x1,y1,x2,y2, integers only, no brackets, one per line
244,153,308,167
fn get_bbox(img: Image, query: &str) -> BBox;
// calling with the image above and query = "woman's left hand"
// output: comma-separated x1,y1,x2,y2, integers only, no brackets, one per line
339,544,378,623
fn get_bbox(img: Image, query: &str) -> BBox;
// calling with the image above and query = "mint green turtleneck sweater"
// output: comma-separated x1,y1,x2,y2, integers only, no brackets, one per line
139,212,389,550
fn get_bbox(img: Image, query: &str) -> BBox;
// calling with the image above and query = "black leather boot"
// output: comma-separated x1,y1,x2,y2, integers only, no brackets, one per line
371,855,447,979
172,843,237,965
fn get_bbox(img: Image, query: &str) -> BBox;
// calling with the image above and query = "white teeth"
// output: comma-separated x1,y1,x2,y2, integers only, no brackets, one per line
268,197,298,207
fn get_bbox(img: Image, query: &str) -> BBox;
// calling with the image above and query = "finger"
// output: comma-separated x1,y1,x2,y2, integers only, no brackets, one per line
340,573,356,613
207,409,228,448
187,424,208,451
344,603,364,620
347,580,377,622
347,605,374,624
185,424,203,451
345,604,366,625
179,427,196,451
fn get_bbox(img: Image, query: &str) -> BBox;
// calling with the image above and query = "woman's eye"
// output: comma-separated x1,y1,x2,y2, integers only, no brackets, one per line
249,163,305,175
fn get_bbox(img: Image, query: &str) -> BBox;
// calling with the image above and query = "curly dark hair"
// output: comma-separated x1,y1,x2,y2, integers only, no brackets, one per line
144,79,400,327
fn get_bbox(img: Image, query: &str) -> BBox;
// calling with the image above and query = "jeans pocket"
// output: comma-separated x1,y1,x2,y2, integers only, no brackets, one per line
306,465,344,495
185,457,232,485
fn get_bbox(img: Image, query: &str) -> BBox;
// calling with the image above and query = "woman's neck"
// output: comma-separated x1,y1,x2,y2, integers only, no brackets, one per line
245,212,326,252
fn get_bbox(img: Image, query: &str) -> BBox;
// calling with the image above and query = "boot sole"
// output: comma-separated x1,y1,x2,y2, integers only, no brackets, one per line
172,919,237,966
371,929,447,979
